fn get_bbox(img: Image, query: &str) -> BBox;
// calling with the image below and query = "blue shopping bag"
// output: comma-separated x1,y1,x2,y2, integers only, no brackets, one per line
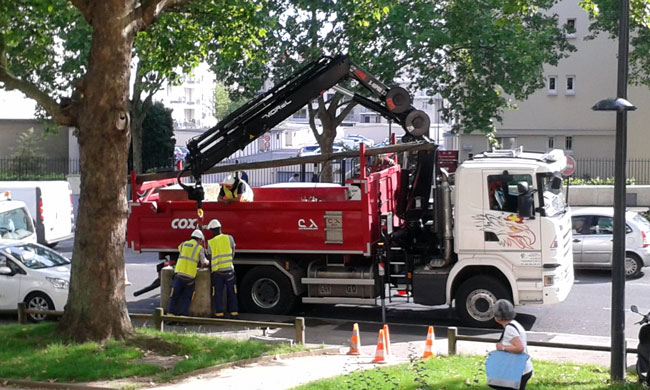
485,350,529,389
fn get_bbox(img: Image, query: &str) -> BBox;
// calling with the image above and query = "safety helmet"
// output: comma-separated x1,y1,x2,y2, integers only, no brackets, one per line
223,175,236,186
191,229,205,241
208,219,221,229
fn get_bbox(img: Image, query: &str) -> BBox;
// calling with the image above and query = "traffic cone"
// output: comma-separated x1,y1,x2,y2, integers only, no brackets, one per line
372,329,387,363
383,324,392,356
347,323,362,355
422,326,435,358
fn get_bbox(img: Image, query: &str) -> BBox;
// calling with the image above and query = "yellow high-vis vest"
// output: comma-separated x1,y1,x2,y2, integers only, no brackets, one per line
209,234,234,272
175,239,201,278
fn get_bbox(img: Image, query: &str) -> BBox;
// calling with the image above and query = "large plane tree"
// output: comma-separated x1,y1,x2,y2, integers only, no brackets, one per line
0,0,268,342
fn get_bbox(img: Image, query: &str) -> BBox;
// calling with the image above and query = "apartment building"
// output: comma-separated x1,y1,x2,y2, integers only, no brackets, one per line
458,0,650,175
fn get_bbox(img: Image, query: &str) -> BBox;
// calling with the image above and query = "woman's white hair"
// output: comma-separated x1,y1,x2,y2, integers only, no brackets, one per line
493,299,516,321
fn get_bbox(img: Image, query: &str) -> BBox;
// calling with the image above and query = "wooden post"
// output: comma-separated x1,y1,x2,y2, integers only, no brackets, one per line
295,317,305,345
448,326,457,355
154,307,164,331
17,302,26,324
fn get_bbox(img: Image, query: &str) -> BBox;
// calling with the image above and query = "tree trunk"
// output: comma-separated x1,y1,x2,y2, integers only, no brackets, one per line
59,2,135,342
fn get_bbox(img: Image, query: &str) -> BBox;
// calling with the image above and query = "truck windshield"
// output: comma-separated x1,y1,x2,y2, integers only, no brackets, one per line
0,207,35,241
537,172,567,217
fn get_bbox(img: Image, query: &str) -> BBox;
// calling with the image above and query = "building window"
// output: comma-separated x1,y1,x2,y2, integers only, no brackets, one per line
548,136,555,149
565,18,576,38
566,76,575,95
547,75,558,95
565,136,573,150
293,108,307,119
422,101,428,110
492,137,516,150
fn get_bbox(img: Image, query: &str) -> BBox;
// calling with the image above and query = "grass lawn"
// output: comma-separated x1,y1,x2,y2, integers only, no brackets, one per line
294,354,646,390
0,322,301,383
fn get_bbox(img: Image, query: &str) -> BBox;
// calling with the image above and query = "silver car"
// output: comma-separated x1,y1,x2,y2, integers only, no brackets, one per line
571,207,650,278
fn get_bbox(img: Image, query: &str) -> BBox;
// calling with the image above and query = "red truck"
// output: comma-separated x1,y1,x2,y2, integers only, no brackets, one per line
127,55,574,327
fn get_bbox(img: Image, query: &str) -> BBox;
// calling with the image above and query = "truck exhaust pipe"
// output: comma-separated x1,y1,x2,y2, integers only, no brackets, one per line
440,169,454,266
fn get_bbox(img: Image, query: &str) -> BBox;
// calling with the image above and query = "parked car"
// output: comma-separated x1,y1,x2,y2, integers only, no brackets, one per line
571,207,650,278
298,144,344,157
338,135,374,149
174,146,189,162
0,192,36,244
0,242,70,322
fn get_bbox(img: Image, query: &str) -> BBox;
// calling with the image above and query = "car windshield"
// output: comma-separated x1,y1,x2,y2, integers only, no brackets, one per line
537,172,567,217
0,207,35,240
1,244,70,269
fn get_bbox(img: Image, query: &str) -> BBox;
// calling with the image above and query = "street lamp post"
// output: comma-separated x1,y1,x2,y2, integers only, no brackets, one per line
591,0,636,382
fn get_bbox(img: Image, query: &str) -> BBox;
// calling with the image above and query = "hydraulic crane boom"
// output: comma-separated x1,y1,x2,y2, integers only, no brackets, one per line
181,54,431,206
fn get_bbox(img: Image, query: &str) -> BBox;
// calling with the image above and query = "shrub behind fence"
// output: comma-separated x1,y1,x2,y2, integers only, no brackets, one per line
0,157,80,180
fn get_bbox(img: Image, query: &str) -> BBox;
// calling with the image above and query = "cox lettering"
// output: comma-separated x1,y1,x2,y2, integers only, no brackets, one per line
298,218,318,230
171,218,198,229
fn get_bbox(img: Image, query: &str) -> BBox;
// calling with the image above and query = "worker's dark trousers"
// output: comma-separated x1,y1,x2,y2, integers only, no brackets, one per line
211,271,238,315
167,275,195,316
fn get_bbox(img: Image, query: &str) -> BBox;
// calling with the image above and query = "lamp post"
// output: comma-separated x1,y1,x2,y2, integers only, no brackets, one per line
591,0,636,381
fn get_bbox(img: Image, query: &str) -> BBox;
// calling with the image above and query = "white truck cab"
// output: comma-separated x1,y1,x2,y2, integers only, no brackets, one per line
0,191,37,244
451,148,574,325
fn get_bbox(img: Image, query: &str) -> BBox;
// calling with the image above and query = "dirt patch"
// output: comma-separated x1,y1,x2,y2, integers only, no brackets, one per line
126,334,182,356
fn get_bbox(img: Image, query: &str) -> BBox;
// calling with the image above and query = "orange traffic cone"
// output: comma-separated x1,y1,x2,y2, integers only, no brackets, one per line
347,323,362,355
372,329,388,363
422,326,435,358
383,324,392,356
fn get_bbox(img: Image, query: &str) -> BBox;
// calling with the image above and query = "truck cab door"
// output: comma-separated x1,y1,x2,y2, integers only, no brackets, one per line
480,171,542,254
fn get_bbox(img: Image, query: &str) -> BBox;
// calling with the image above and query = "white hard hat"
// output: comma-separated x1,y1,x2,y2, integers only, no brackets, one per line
191,229,204,241
223,175,236,186
208,219,221,229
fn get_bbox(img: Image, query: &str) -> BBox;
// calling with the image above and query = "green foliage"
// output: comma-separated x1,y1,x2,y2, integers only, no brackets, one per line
141,102,175,171
565,176,637,185
215,0,574,135
580,0,650,88
11,128,43,159
0,322,301,383
212,83,246,121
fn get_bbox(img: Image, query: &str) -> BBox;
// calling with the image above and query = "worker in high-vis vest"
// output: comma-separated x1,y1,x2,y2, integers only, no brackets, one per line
218,175,254,203
207,218,239,319
167,229,208,316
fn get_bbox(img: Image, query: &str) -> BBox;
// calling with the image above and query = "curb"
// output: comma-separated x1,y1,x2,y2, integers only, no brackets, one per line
0,346,341,390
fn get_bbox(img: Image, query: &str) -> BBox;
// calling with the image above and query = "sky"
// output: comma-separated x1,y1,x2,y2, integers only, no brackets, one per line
0,90,36,119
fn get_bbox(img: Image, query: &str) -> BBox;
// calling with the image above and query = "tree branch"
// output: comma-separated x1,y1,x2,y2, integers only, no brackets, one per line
69,0,92,24
334,101,357,127
0,66,77,127
129,0,194,33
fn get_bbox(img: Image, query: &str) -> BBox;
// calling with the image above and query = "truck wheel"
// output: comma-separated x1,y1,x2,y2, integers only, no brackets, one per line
240,267,297,315
455,276,509,328
25,292,55,323
625,253,643,279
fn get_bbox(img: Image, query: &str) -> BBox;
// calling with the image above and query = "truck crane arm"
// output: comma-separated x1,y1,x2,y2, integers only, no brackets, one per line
180,54,431,206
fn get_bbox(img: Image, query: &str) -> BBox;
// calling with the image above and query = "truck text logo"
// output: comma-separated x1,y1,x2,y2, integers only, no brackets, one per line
262,100,292,119
171,218,198,229
298,218,318,230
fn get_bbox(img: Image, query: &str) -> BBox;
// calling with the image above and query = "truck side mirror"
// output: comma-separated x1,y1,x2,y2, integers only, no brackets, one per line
517,182,535,218
551,176,562,190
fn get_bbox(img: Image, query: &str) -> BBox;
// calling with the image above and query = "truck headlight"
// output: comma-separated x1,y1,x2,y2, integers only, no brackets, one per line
46,277,69,289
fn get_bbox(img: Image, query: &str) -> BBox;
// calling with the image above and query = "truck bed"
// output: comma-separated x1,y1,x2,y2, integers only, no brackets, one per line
127,166,401,256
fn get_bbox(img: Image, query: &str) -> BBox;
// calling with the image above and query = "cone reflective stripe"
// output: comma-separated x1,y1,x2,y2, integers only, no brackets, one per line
372,329,387,363
383,324,392,356
347,323,362,355
422,326,435,358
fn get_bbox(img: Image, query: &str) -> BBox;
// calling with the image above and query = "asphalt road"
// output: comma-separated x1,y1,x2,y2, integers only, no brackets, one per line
4,237,650,343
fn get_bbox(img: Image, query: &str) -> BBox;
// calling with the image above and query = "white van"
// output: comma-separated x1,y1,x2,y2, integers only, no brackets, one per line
0,182,74,247
0,192,37,243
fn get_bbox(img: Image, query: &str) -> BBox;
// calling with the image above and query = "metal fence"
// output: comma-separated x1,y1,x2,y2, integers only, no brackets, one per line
574,158,650,184
0,157,80,180
4,156,650,186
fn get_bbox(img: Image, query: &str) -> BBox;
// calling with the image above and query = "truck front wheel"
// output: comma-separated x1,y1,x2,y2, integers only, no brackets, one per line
455,276,509,328
240,267,297,315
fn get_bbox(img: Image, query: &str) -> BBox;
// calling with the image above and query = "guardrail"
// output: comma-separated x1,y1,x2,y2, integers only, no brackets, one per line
16,304,305,345
446,326,638,356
